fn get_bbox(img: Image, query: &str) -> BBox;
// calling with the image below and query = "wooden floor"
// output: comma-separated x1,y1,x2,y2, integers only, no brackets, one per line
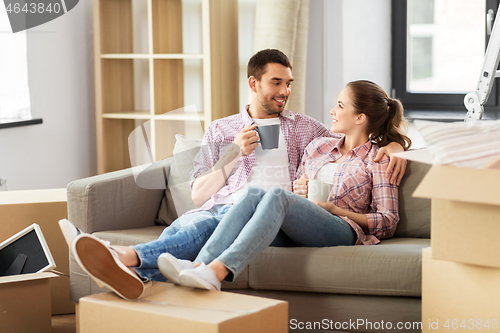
52,314,76,333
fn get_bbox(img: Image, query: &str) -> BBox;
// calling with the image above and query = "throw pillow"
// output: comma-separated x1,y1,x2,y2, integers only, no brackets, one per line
156,135,202,226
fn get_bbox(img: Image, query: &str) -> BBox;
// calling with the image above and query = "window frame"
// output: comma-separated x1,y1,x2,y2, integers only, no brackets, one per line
392,0,500,120
0,119,43,130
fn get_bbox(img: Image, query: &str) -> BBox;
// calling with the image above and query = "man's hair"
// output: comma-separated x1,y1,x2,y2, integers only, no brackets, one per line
247,49,292,80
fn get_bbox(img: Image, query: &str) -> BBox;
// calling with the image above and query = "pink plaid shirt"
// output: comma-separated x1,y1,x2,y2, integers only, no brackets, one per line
298,136,399,245
189,105,339,212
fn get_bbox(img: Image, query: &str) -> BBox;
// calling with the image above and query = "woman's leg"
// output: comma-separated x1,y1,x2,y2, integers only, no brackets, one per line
209,188,356,281
278,192,356,246
195,186,266,265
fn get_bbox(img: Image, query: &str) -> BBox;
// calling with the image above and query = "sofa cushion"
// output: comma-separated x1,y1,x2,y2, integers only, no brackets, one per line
394,160,431,238
93,226,165,245
247,237,429,297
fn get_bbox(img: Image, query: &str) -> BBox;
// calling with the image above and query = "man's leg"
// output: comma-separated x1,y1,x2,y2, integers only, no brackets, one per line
131,204,232,281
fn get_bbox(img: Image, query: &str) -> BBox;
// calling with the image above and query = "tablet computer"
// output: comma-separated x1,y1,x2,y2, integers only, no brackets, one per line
0,223,56,276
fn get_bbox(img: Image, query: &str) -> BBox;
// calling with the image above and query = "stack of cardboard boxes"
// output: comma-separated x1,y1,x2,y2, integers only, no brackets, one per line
412,164,500,332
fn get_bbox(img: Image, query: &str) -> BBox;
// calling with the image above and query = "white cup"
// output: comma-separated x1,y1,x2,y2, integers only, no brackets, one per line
308,179,333,202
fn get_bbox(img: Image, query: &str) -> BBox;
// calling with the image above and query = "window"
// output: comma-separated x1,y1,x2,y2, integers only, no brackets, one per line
0,5,37,128
392,0,500,120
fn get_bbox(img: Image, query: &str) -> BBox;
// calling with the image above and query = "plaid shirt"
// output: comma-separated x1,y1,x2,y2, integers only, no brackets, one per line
189,105,339,212
298,137,399,245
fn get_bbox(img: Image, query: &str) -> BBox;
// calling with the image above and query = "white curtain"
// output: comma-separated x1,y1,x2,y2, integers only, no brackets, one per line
253,0,310,114
0,6,32,121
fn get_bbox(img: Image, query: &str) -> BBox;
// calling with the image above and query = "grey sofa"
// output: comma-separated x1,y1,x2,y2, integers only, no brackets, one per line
67,146,431,333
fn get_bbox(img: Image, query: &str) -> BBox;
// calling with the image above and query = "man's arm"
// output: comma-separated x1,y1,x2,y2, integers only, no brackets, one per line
191,144,240,207
191,124,259,207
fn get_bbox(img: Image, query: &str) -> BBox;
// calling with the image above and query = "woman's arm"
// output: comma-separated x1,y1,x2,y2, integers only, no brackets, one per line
373,142,407,185
314,202,369,233
316,156,399,239
365,156,400,239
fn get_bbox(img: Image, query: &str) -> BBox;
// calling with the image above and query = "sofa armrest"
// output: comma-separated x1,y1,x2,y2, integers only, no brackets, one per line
67,158,172,233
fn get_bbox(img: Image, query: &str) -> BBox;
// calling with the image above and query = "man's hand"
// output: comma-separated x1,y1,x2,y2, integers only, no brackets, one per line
373,142,407,186
234,124,259,156
293,174,309,198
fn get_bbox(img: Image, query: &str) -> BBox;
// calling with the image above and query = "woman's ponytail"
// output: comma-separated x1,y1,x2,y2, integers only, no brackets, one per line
383,97,411,150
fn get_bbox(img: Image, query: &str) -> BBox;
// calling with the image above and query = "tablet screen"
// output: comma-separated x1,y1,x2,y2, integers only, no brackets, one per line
0,224,55,276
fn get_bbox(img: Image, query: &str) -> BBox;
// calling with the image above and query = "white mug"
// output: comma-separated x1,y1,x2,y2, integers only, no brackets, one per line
308,179,333,202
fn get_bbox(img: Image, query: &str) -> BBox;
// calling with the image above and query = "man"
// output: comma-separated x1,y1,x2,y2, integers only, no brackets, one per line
62,49,406,300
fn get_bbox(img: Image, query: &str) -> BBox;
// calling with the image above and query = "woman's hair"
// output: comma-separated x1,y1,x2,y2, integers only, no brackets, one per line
346,80,412,150
247,49,292,80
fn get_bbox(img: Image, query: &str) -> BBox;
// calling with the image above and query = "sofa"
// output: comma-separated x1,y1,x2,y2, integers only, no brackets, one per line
67,137,431,333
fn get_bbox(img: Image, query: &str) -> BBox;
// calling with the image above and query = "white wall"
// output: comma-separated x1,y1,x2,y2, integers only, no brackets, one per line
238,0,257,110
342,0,392,91
0,1,96,191
306,0,392,125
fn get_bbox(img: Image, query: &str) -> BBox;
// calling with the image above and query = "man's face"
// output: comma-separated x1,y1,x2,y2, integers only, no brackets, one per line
251,63,293,118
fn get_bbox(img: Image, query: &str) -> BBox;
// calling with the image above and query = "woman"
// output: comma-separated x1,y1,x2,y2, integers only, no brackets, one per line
160,80,412,290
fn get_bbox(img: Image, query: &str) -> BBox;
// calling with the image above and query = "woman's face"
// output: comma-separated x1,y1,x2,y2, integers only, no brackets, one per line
330,87,359,134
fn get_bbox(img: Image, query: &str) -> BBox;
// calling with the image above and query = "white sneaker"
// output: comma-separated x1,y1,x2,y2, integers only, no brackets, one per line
178,264,221,291
158,253,195,285
58,219,82,248
72,234,146,300
59,219,126,255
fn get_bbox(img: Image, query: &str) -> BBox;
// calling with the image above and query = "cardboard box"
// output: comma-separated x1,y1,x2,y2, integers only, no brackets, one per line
396,149,500,268
422,248,500,332
0,188,74,314
0,272,57,333
79,282,288,333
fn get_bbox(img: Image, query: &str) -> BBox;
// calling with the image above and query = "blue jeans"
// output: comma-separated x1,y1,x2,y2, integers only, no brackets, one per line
132,204,232,281
195,186,357,281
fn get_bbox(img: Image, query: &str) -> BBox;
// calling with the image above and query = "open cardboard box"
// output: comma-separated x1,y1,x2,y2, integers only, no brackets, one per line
79,281,288,333
0,188,74,314
396,149,500,268
422,248,500,332
0,272,57,333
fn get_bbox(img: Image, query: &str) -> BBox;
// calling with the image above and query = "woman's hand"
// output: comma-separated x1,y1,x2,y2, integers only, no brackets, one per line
314,201,341,216
293,174,309,198
315,201,368,232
